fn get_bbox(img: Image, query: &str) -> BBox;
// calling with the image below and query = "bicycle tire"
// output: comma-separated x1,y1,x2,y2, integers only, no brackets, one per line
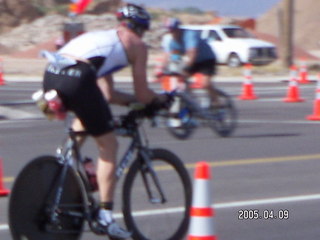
166,94,195,140
9,156,85,240
207,89,237,137
122,148,192,240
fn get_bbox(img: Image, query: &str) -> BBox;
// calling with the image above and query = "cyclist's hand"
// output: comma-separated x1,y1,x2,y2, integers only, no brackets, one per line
143,94,170,117
129,91,175,118
160,92,175,109
153,92,175,110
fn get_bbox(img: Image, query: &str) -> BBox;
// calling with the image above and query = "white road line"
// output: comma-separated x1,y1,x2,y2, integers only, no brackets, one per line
239,119,320,124
0,225,9,231
215,194,320,208
115,194,320,218
2,193,320,232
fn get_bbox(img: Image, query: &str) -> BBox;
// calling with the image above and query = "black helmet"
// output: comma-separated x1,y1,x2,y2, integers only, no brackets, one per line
116,3,151,33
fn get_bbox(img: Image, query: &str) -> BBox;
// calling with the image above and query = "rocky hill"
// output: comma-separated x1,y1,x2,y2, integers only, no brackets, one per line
0,0,124,55
1,0,319,58
0,0,42,32
0,0,121,33
257,0,320,51
0,2,215,57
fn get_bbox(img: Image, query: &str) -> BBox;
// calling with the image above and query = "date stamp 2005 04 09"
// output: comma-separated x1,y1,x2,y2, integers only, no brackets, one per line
238,209,289,220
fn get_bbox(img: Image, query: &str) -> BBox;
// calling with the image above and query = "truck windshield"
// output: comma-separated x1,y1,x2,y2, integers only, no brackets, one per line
223,28,253,39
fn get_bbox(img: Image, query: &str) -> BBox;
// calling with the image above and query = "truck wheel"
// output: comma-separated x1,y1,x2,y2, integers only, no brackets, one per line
227,53,242,67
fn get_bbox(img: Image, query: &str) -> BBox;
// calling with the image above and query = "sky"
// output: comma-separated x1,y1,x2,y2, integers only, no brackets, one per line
130,0,282,18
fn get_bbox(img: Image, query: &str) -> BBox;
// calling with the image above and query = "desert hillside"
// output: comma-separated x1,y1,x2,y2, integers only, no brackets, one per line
0,0,319,58
257,0,320,51
0,0,121,33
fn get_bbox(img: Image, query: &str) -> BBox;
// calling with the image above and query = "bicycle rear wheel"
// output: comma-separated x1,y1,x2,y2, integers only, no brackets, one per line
207,89,237,137
166,94,195,140
122,148,192,240
9,156,85,240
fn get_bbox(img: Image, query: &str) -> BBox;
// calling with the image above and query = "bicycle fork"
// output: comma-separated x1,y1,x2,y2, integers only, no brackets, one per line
138,149,167,204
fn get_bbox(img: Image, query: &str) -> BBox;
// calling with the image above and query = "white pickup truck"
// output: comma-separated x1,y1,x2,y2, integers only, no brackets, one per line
163,24,277,67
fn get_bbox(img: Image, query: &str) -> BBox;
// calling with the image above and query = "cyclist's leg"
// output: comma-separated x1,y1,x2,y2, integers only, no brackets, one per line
186,59,219,106
94,132,118,203
72,116,118,218
70,74,131,238
70,76,117,205
201,73,220,105
71,118,118,203
72,118,88,146
92,133,133,239
199,59,220,106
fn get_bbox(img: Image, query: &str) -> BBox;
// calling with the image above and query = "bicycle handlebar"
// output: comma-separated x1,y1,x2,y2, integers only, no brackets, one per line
114,90,177,134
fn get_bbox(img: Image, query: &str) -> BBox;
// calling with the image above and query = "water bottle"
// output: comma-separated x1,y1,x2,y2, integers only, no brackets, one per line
83,157,98,192
44,90,66,120
32,89,55,120
32,90,47,111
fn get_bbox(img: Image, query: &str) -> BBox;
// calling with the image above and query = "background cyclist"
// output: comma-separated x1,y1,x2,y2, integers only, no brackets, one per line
161,17,219,106
43,3,168,239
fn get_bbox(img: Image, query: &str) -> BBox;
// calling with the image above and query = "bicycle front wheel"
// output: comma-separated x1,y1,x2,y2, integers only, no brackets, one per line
122,148,192,240
208,88,237,137
9,156,85,240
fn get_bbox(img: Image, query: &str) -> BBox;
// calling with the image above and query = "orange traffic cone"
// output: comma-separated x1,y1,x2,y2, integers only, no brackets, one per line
0,58,5,86
306,74,320,120
298,57,311,84
191,73,206,89
0,158,10,196
283,65,304,102
161,75,185,91
238,63,257,100
187,161,217,240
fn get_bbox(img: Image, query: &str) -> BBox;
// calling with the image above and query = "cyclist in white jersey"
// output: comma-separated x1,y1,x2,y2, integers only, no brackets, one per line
43,4,168,239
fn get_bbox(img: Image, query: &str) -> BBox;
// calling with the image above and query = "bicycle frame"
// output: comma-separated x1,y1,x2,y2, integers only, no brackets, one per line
45,115,168,232
115,121,167,204
43,129,94,232
162,73,213,117
178,91,207,115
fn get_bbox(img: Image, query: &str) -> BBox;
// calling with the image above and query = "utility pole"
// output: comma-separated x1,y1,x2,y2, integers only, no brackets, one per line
281,0,294,68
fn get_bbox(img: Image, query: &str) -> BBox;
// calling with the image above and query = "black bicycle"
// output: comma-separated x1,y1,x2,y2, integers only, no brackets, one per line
8,106,192,240
163,73,237,139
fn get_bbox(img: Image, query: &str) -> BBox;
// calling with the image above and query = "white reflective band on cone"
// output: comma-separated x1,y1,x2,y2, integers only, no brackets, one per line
188,216,215,236
192,179,213,207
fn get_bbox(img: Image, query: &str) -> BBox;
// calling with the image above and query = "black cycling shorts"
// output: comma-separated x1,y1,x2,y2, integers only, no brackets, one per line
185,59,216,76
43,61,114,136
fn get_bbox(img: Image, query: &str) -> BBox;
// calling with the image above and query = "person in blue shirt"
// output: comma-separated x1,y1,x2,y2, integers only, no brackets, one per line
162,18,219,105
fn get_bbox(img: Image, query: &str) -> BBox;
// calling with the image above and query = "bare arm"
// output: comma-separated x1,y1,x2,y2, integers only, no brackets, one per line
130,42,158,104
97,75,136,106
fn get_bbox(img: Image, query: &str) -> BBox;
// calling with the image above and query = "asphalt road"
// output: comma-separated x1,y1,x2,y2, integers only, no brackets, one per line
1,79,320,240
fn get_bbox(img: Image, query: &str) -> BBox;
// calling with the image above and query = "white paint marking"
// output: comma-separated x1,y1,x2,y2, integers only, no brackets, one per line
0,225,9,231
239,119,320,125
215,194,320,208
2,193,320,232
